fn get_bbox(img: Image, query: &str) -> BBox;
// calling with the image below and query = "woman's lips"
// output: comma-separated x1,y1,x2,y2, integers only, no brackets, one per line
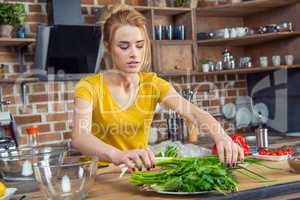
127,61,140,68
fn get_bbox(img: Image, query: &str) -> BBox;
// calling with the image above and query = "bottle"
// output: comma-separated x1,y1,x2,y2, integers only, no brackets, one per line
26,127,38,147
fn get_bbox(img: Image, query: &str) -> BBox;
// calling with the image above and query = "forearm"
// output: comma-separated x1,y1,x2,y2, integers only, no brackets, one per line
191,106,227,141
71,133,121,163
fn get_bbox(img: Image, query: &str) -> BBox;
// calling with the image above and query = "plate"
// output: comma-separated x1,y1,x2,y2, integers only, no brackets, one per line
0,188,17,200
156,190,214,195
222,103,236,119
252,103,269,125
252,153,289,161
236,107,252,129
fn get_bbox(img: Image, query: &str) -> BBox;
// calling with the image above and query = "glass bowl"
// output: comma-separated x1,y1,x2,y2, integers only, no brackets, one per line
288,146,300,173
33,155,98,200
0,146,67,181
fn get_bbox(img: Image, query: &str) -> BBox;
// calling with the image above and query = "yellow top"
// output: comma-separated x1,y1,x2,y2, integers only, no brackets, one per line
74,72,171,151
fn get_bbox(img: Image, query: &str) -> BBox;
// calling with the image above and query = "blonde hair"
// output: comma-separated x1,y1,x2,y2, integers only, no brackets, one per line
97,4,151,71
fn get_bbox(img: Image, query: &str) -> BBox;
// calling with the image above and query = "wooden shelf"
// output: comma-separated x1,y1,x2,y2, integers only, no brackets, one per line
197,32,300,46
159,65,300,77
0,38,36,47
153,7,191,15
132,5,151,12
196,0,300,17
0,77,39,84
152,40,194,45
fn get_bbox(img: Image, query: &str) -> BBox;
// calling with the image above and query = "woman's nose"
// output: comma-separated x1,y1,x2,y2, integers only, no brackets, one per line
129,47,138,58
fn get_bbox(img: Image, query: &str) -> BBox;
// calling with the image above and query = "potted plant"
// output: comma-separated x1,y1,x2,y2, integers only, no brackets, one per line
166,0,190,7
201,58,210,72
175,0,189,7
0,3,25,38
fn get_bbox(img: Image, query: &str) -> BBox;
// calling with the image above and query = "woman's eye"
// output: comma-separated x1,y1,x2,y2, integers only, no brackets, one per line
119,46,128,50
137,45,144,49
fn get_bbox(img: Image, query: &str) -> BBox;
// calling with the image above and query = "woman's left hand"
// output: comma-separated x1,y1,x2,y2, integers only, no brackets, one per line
214,134,244,167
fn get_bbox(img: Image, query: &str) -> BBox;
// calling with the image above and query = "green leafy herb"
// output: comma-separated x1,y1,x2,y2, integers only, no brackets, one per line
130,156,279,194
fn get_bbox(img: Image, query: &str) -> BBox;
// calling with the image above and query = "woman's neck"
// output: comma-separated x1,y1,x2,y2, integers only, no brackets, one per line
104,70,139,89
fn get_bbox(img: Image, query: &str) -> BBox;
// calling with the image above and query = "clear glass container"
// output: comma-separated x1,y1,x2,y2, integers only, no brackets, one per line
26,127,38,147
288,145,300,173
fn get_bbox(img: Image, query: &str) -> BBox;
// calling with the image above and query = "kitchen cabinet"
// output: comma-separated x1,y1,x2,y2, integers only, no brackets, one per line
116,0,300,76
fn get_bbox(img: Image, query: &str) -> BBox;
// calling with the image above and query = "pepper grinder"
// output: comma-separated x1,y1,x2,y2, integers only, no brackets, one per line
255,114,268,150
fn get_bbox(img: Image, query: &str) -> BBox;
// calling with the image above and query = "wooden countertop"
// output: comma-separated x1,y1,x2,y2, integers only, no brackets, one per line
11,159,300,200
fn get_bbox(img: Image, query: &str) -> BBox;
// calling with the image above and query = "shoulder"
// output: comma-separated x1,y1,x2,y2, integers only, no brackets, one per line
140,72,166,82
75,74,101,92
79,73,101,84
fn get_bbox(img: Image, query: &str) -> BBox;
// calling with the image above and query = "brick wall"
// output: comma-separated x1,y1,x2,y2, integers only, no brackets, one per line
0,0,248,146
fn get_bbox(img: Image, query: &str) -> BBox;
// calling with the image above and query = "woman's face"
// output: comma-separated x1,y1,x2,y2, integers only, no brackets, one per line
109,25,146,74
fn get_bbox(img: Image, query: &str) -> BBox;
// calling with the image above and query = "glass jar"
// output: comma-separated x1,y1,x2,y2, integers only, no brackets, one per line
26,127,38,147
288,145,300,173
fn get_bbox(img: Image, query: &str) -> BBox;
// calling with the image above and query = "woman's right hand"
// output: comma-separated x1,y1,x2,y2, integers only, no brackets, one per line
110,148,156,171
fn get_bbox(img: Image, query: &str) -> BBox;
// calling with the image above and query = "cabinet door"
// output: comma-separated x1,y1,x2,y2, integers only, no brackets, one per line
152,41,196,74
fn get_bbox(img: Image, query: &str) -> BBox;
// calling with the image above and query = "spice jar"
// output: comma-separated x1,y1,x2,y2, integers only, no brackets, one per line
26,127,38,147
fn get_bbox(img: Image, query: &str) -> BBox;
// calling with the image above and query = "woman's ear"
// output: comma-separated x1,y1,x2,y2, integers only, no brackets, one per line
104,41,110,54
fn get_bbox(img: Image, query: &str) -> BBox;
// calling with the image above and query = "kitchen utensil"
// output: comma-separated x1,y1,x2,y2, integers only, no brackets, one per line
0,188,17,200
288,147,300,173
155,25,163,40
259,24,279,34
33,155,97,200
156,191,215,195
252,153,288,161
230,28,237,38
174,25,185,40
285,54,294,65
235,107,252,129
236,27,249,37
277,22,293,32
165,25,173,40
216,61,223,71
224,28,230,39
259,56,268,68
197,32,209,40
272,55,281,66
239,57,252,68
222,103,236,119
256,126,268,149
202,64,210,72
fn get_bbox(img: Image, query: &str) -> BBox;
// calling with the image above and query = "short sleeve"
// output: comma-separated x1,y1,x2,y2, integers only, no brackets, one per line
74,79,95,103
152,74,171,103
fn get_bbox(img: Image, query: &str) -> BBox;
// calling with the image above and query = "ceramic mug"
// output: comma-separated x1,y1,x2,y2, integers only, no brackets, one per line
285,55,294,65
202,64,210,72
272,55,281,66
236,27,249,37
260,56,268,68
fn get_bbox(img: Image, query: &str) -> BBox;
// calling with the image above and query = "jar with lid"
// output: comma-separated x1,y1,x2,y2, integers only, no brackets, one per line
26,127,39,147
288,145,300,173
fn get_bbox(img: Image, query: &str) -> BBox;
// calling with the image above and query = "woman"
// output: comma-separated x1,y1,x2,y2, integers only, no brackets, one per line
72,4,243,171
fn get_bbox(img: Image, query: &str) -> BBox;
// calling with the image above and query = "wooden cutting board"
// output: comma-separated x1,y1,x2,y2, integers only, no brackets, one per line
86,160,300,200
13,160,300,200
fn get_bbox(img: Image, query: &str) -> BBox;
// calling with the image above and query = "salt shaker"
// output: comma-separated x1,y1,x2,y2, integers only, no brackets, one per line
256,126,268,150
255,114,268,150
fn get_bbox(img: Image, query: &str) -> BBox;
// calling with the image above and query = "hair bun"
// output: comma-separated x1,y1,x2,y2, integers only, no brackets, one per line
98,4,135,26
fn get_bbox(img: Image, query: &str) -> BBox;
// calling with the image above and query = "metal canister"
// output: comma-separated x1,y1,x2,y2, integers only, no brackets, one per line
256,127,268,149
